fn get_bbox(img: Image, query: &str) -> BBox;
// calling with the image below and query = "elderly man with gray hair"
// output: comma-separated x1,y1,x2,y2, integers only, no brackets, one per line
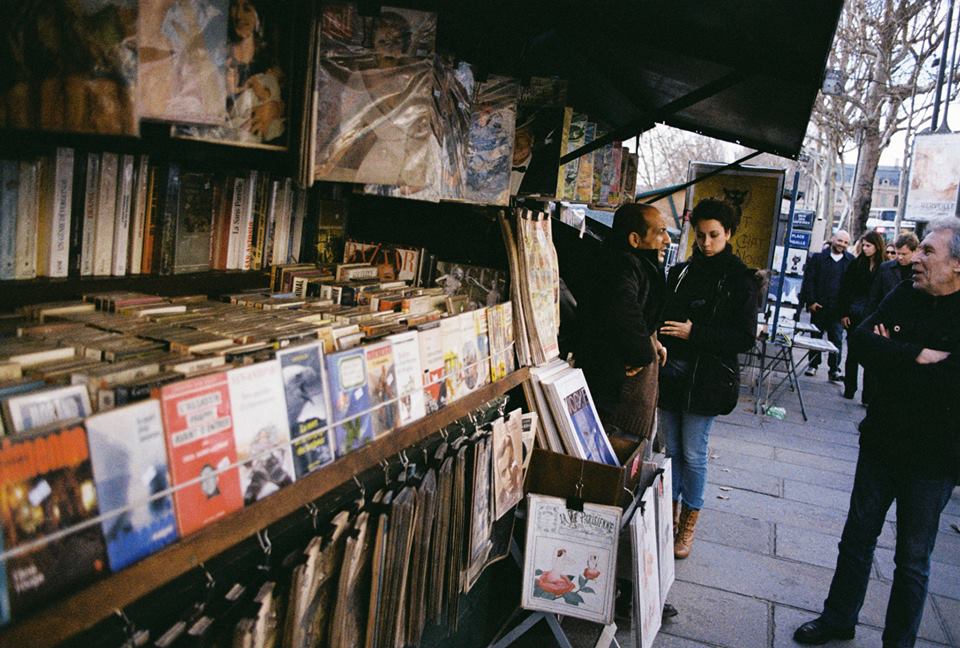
795,218,960,647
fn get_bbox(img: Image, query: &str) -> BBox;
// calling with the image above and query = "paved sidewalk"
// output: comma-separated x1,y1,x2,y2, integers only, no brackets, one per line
568,371,960,647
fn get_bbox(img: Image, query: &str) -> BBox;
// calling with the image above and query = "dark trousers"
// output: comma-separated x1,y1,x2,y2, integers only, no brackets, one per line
821,451,954,647
807,313,843,373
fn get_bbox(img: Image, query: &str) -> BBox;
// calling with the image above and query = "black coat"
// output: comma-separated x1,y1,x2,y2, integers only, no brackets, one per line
576,244,666,411
658,246,760,416
838,258,879,323
868,259,912,311
799,250,854,316
850,282,960,482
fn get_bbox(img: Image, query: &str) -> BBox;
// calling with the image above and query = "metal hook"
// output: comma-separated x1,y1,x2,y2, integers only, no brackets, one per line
352,474,366,501
400,449,409,468
440,427,449,442
305,502,320,530
114,608,136,638
256,529,272,558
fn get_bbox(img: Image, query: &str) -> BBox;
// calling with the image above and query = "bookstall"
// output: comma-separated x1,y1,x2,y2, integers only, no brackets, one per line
0,1,843,646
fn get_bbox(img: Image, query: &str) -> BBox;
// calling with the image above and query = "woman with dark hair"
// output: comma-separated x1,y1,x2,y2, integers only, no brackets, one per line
658,199,760,559
838,230,885,401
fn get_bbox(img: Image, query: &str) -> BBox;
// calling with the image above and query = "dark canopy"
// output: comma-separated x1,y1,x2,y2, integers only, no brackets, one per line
435,0,843,159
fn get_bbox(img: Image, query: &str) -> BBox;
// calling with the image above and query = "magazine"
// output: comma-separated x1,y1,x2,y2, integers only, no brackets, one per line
516,209,560,364
521,494,621,624
654,459,676,605
541,368,618,466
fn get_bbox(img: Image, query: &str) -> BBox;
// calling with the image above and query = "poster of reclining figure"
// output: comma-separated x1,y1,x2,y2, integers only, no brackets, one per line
521,494,621,624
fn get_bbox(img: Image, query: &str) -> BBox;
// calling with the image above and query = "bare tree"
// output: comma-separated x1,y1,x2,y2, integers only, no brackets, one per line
815,0,945,239
634,124,729,191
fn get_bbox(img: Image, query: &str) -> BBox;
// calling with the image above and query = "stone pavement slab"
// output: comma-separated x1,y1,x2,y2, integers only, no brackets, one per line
706,463,782,498
774,524,850,572
773,448,857,477
708,433,776,459
696,508,773,555
772,604,950,647
874,547,960,600
710,424,861,462
931,595,960,646
656,581,769,648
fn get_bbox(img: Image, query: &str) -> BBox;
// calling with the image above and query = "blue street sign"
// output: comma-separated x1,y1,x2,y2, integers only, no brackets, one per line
792,210,815,230
789,231,812,249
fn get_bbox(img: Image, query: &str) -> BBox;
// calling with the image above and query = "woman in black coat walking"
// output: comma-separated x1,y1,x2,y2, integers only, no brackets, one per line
658,199,759,560
838,230,885,401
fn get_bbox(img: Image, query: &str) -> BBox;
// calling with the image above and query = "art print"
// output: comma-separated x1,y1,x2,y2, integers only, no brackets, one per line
521,494,620,624
564,387,617,466
492,415,523,520
654,460,675,605
632,487,662,648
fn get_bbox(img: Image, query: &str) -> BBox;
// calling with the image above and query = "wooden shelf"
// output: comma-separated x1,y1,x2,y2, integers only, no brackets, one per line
0,271,270,310
0,367,529,648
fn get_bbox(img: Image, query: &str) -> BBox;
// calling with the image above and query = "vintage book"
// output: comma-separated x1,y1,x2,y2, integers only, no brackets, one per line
227,361,297,505
158,372,243,536
427,452,453,626
225,175,246,270
522,493,621,624
239,170,258,270
343,240,423,283
329,510,374,648
111,154,135,276
79,153,100,276
492,414,523,520
85,400,179,571
2,384,92,435
325,347,374,458
574,121,597,203
516,210,561,364
386,331,425,427
0,161,19,280
104,371,184,408
140,164,163,273
66,151,87,277
173,169,216,274
39,148,75,278
138,0,228,125
0,363,21,383
274,342,335,476
0,341,74,368
93,152,119,276
632,487,662,648
14,160,39,280
486,301,515,381
456,311,481,397
465,435,493,591
173,1,292,150
364,341,399,438
472,308,490,390
541,367,619,466
417,321,445,413
363,488,393,648
0,421,108,618
528,359,574,454
559,111,585,201
128,155,150,274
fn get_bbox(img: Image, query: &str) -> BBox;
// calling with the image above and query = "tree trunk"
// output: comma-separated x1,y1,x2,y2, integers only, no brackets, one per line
850,126,882,240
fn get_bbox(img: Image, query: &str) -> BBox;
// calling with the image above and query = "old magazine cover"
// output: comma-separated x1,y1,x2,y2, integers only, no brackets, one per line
632,486,662,648
522,494,620,624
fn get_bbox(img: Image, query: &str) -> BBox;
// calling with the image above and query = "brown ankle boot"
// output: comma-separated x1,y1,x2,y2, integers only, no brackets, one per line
674,506,700,559
672,500,681,536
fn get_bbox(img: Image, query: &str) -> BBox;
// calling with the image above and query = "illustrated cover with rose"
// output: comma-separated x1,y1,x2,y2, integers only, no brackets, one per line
521,494,620,624
158,371,242,537
632,486,662,648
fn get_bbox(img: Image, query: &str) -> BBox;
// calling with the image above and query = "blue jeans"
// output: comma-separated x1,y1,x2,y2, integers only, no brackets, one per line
807,313,844,373
659,408,714,510
821,451,954,647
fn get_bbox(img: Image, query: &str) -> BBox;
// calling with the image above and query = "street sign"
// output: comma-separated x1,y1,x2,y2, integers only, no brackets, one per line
788,231,812,249
792,209,815,230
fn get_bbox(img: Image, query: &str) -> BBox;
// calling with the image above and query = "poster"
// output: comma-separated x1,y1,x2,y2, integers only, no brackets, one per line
905,132,960,221
653,460,675,607
632,487,662,648
522,494,621,624
680,162,784,271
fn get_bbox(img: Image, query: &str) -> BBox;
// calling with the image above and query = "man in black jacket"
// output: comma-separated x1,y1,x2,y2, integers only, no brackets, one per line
868,231,919,311
800,230,854,381
577,203,671,445
794,218,960,647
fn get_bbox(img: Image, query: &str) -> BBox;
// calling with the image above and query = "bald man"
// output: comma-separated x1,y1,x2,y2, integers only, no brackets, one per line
577,203,672,445
800,230,855,381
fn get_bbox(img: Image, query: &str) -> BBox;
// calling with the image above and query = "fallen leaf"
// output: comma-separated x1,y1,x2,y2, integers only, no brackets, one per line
717,495,730,500
709,453,720,460
720,468,731,473
719,487,732,492
951,523,960,535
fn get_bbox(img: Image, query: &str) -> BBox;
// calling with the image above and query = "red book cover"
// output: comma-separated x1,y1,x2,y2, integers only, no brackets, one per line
158,372,242,537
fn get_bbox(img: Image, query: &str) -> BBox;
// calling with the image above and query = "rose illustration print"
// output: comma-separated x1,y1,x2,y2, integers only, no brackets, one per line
533,548,600,606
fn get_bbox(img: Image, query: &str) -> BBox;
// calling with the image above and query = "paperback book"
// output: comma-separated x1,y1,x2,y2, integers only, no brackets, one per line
276,343,336,477
158,372,243,536
2,384,92,435
85,400,178,571
387,331,426,426
227,361,297,505
363,341,399,437
0,422,108,618
325,347,374,457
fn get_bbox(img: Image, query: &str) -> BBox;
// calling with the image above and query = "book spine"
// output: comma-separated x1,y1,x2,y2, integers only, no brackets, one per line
263,179,279,268
226,176,245,270
35,155,53,277
79,153,100,276
47,147,74,278
14,160,38,279
111,154,134,276
141,165,161,274
159,164,181,275
250,174,268,270
128,154,150,275
207,175,225,270
241,170,258,270
289,185,305,263
93,152,118,276
67,152,87,277
214,175,234,270
0,161,18,280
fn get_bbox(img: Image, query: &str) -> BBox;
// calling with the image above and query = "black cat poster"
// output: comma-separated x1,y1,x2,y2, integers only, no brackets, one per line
679,162,785,270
